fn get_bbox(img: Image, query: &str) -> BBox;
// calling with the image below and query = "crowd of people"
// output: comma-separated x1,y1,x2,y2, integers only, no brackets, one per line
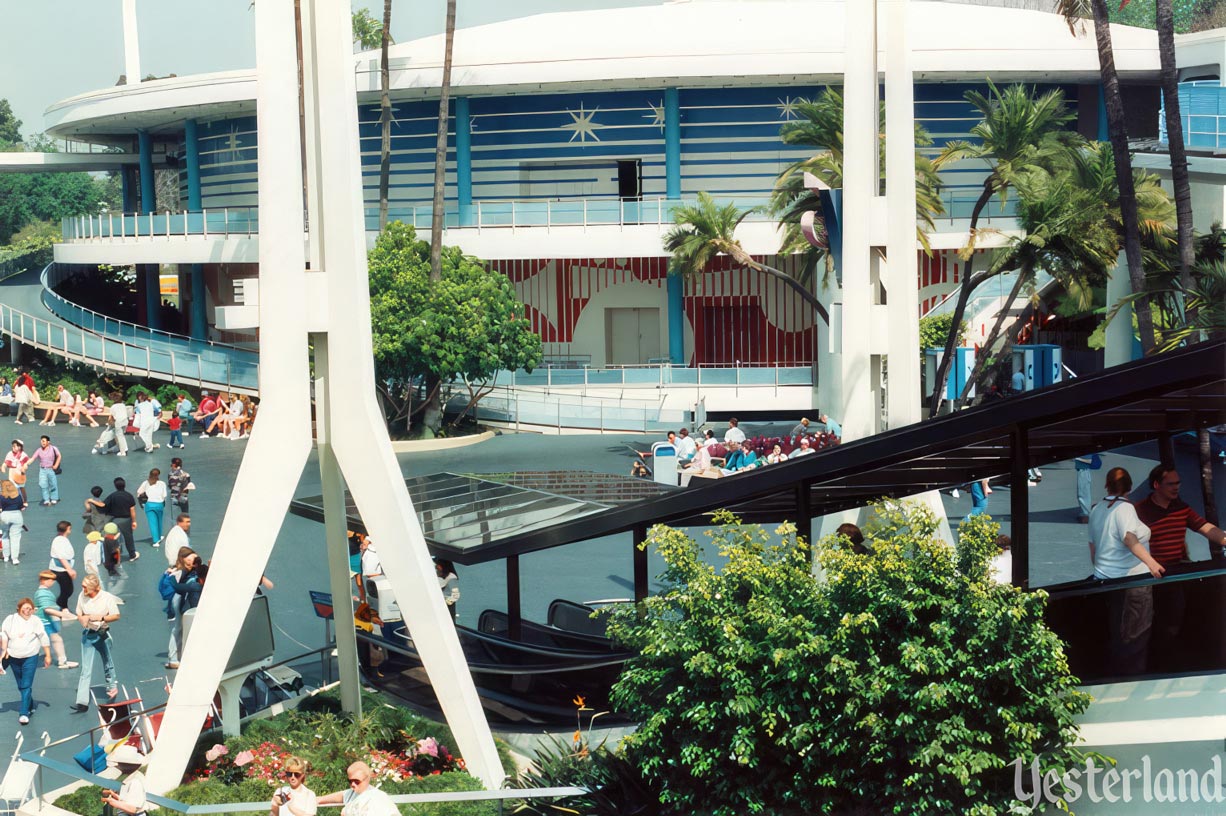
0,371,259,454
636,416,842,485
0,372,207,725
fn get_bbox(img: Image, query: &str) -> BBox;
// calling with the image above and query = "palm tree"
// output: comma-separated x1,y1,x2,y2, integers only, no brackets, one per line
429,0,458,281
768,88,947,289
926,81,1080,417
664,192,829,324
1156,0,1196,317
351,8,384,50
377,0,393,231
954,166,1118,405
1056,0,1156,354
420,0,458,435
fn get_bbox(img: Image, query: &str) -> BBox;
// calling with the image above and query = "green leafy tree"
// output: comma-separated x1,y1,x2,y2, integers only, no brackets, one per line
0,99,21,148
368,222,542,435
0,172,105,244
350,7,384,50
607,506,1089,815
927,82,1081,416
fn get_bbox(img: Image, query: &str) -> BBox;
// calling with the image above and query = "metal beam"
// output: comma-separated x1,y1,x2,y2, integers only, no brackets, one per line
1010,426,1030,590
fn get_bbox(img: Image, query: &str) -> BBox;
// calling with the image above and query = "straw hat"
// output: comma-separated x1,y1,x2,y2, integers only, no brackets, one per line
86,531,103,542
103,522,120,535
108,745,146,767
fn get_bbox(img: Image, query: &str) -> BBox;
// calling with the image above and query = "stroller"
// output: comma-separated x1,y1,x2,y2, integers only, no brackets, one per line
92,425,120,455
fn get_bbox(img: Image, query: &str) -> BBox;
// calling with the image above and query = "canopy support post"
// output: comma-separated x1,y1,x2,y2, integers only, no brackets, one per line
1010,426,1030,589
506,554,522,641
633,525,649,603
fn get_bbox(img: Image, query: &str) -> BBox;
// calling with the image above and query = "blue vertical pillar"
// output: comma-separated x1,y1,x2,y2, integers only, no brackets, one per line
455,97,473,227
184,119,202,211
664,88,681,200
185,120,205,340
137,130,155,213
667,274,685,365
137,130,160,330
121,168,137,213
664,88,684,363
190,263,207,341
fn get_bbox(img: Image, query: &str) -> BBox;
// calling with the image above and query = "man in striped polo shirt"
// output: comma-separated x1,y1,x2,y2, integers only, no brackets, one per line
1136,465,1226,568
1136,464,1226,671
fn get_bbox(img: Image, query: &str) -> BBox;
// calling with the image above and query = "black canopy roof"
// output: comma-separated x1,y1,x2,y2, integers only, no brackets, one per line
290,340,1225,581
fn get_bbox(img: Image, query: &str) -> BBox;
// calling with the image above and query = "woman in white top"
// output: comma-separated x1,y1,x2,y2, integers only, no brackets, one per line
1089,467,1163,580
0,596,53,724
765,444,788,465
1088,467,1163,676
270,756,318,816
136,469,170,546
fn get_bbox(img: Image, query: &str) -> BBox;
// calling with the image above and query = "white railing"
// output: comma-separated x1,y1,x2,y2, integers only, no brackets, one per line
500,364,813,391
62,207,260,241
0,300,258,393
41,263,251,356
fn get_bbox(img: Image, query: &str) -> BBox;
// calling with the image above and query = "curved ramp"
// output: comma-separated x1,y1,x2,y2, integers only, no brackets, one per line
0,265,259,394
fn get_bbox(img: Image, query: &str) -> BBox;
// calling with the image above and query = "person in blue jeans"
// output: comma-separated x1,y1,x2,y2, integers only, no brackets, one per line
70,575,120,712
964,478,991,522
136,469,168,546
29,436,62,507
1074,453,1102,523
1,596,53,725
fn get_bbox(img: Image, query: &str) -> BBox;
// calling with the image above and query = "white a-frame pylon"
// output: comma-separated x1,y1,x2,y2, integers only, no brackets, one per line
145,0,504,792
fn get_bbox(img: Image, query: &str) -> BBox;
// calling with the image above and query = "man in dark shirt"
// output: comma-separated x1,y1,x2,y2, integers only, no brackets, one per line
103,477,140,561
1135,464,1226,671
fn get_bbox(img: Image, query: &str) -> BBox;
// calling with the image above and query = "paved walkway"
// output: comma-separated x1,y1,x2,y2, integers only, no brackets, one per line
0,417,1218,768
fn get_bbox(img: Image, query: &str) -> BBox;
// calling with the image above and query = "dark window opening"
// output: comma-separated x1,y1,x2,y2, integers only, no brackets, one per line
617,160,642,201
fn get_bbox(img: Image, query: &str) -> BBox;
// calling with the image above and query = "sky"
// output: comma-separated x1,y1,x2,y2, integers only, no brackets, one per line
0,0,662,141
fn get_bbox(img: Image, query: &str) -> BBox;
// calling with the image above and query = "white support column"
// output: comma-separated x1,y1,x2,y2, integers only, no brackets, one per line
146,0,503,793
146,0,311,793
122,0,141,84
302,0,505,789
884,0,919,429
839,0,878,445
1105,251,1134,367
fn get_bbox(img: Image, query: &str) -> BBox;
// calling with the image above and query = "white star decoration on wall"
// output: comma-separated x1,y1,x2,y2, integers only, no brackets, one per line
777,96,800,120
644,101,665,130
561,104,606,142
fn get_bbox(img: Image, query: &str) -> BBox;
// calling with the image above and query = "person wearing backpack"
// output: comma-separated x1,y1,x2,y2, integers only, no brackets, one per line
165,551,201,671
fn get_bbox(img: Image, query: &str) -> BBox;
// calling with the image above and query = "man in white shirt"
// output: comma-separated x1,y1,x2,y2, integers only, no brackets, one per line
108,396,129,456
723,417,746,445
791,437,815,457
675,427,697,463
49,521,76,608
163,514,191,566
134,395,160,453
360,537,382,578
318,762,398,816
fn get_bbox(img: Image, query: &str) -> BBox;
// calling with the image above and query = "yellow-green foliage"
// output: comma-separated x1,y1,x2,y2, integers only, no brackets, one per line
608,505,1089,815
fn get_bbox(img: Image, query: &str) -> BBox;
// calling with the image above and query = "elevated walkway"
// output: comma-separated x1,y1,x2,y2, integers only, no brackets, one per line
0,265,258,394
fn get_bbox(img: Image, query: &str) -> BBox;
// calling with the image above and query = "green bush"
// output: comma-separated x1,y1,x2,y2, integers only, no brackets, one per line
606,506,1090,816
53,785,105,816
511,734,662,816
156,383,188,410
124,384,154,402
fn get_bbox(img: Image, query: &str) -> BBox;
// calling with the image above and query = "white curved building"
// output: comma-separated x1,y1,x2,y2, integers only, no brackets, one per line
3,0,1161,395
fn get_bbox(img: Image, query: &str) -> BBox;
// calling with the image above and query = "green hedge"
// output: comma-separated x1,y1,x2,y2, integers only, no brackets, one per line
55,690,517,816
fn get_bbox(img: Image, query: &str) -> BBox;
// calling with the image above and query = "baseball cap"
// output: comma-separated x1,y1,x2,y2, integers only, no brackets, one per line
103,522,119,535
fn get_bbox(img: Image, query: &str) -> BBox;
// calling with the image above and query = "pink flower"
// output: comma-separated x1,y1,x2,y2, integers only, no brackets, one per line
204,744,228,762
415,738,439,758
234,750,255,767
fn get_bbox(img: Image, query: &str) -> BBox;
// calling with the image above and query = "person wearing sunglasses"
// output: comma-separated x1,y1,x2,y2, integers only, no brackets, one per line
270,757,317,816
317,762,398,816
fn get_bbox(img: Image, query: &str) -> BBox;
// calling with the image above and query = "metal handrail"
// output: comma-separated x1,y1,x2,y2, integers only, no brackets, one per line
0,299,257,394
61,207,260,242
40,262,251,354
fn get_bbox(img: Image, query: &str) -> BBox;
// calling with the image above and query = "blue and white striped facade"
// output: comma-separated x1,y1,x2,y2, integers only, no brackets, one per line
38,0,1161,370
